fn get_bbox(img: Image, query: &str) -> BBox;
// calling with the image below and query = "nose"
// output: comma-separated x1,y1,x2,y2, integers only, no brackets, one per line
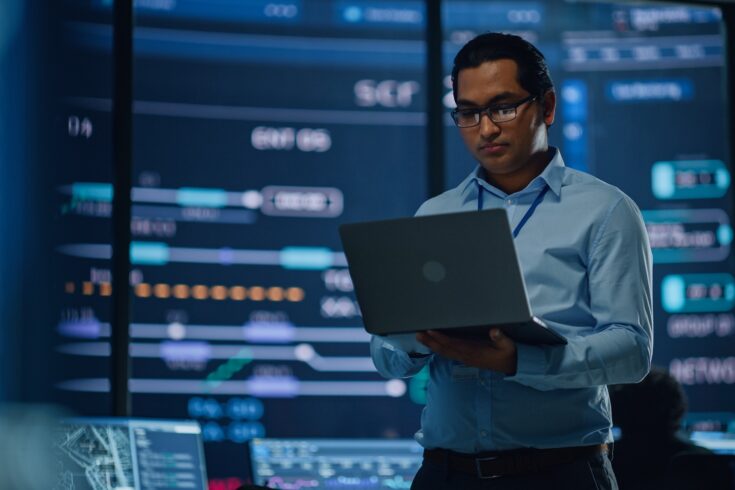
478,112,501,138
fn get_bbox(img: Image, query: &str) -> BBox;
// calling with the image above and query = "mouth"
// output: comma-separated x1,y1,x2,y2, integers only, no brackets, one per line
478,142,508,154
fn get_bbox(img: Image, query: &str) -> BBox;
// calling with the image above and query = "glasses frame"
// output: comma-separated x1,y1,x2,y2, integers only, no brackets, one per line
451,94,538,128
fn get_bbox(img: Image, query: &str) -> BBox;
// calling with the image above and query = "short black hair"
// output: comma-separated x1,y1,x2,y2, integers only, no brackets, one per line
451,32,554,102
610,367,688,436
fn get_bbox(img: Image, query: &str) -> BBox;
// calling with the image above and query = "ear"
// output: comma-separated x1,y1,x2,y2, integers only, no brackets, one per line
542,90,556,127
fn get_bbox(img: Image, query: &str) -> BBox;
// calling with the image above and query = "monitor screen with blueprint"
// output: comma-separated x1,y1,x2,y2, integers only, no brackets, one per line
54,418,208,490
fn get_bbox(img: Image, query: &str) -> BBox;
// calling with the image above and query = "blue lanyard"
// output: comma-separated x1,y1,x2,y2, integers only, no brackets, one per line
477,182,549,238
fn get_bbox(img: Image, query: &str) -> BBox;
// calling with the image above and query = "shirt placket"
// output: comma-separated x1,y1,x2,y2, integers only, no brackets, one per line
476,371,494,449
503,195,517,224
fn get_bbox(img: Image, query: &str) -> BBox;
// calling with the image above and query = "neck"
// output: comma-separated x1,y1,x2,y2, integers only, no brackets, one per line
484,148,553,194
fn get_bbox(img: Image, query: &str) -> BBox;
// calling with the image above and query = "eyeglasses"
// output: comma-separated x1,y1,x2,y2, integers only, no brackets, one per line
450,94,538,128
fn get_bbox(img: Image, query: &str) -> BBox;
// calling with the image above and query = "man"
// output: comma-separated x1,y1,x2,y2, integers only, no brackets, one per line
610,367,733,490
370,33,653,489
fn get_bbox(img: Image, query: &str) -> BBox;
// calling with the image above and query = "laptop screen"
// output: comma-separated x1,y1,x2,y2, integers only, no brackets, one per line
249,438,423,489
54,418,208,490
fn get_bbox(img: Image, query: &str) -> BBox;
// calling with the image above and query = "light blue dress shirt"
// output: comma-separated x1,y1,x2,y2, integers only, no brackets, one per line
371,148,653,453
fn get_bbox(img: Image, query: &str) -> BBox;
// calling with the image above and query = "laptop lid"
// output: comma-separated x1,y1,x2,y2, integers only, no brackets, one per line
249,438,423,488
339,209,534,335
55,417,208,490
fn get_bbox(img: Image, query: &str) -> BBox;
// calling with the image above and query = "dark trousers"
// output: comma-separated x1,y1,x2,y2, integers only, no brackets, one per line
410,452,618,490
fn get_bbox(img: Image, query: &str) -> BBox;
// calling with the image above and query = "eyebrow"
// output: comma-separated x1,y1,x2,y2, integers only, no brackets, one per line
455,91,522,108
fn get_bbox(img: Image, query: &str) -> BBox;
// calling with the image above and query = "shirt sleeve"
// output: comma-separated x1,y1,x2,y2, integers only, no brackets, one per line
506,196,653,391
370,335,432,379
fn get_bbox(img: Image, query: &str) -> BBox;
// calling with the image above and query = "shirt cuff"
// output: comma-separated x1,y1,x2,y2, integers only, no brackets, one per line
379,333,432,355
372,335,430,370
506,343,547,382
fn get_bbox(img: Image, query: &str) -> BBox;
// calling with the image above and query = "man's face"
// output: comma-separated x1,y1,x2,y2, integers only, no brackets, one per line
455,59,555,177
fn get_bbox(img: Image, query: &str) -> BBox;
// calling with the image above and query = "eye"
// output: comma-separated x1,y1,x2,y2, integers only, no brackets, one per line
455,109,479,122
494,106,515,116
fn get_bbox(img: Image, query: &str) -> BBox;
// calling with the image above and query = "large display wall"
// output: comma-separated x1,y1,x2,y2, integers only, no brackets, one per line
48,0,733,485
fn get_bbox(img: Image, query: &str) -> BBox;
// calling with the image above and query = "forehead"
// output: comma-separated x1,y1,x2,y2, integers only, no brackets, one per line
456,59,524,102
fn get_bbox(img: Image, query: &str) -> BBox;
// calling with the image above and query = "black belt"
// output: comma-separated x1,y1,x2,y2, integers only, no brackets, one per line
423,444,607,480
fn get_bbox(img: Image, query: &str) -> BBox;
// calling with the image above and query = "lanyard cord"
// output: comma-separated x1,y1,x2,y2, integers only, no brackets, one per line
477,182,550,238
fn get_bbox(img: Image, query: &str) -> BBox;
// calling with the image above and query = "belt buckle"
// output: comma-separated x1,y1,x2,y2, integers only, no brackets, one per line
475,456,503,479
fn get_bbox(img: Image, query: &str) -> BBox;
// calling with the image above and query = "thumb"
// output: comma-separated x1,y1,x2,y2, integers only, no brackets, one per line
489,328,507,344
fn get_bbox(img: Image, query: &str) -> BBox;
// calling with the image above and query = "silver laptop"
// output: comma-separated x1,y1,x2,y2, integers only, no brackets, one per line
339,209,566,345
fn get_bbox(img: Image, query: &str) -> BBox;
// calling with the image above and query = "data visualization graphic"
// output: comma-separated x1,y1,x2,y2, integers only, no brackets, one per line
250,439,423,489
54,0,427,483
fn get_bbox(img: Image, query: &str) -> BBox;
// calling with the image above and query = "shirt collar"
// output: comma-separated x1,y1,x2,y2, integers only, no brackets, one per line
462,147,565,198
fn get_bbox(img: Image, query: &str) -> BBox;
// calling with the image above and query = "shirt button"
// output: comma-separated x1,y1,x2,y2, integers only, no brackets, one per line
506,199,513,205
480,430,488,438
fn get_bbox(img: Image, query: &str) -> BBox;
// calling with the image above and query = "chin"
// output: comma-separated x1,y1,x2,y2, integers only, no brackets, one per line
478,159,515,176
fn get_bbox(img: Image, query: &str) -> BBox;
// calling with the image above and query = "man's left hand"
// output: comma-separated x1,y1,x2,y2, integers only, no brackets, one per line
416,328,518,375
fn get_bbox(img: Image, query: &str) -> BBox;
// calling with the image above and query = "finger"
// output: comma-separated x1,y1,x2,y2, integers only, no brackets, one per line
424,330,453,342
490,328,515,350
416,332,442,351
426,330,477,349
418,332,463,361
425,331,471,353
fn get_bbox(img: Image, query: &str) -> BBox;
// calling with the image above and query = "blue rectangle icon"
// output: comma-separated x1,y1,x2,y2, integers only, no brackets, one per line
652,160,730,200
662,273,735,313
335,1,425,28
177,188,228,208
72,182,113,202
642,208,732,263
280,247,334,270
131,242,170,265
605,79,694,103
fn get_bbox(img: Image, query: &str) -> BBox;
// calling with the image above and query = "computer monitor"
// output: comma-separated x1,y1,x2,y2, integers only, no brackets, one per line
249,438,423,489
691,431,735,456
54,418,208,490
